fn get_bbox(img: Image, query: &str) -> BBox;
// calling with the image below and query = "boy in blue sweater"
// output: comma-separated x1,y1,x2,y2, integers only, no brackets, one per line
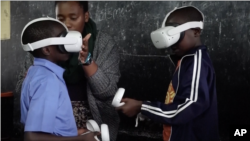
117,6,220,141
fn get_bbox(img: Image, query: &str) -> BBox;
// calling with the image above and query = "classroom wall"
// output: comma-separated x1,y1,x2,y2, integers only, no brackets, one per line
1,1,250,140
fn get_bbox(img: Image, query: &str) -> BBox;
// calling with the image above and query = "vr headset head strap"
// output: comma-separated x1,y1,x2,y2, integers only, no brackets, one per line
22,37,79,51
161,5,205,28
21,17,69,51
167,21,203,36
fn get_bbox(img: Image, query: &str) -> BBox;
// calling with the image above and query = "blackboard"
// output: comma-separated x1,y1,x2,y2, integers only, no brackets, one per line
1,1,250,140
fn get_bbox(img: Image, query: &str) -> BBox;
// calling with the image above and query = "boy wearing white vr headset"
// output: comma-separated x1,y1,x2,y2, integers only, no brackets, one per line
20,17,99,141
117,6,219,141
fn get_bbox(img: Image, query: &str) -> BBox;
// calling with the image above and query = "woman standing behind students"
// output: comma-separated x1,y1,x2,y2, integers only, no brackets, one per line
55,1,120,141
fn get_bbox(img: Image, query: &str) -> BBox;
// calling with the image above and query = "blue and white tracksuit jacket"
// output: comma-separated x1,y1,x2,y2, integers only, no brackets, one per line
140,45,220,141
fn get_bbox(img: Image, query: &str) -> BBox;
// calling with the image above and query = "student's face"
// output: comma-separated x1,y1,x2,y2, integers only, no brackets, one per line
166,16,197,57
55,1,89,33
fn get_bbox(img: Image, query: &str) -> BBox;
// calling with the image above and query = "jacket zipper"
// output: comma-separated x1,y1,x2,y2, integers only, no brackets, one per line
168,53,196,141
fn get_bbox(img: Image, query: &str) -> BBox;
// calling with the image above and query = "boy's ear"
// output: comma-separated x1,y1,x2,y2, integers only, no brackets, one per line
41,46,51,56
84,11,89,23
193,28,201,37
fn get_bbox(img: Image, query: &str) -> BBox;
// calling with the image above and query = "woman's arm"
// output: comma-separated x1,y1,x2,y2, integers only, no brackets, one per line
86,31,120,101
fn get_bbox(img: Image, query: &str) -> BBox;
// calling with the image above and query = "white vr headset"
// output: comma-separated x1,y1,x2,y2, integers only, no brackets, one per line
150,6,205,49
21,17,82,53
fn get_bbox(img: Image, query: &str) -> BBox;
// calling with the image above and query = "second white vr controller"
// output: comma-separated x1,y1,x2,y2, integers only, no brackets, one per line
85,120,110,141
83,88,124,141
112,88,125,108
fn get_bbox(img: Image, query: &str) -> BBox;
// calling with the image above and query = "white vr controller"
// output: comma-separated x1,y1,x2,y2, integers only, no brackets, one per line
84,88,125,141
112,88,125,107
111,88,151,128
84,120,110,141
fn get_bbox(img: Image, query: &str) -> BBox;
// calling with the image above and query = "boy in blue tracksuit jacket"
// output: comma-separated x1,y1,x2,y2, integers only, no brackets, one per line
117,6,220,141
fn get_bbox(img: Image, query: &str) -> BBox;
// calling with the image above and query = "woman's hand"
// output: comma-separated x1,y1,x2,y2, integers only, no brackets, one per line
78,33,91,64
79,33,98,77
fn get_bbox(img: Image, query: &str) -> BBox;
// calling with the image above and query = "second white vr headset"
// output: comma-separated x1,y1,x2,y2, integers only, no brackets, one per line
150,6,204,49
21,17,82,53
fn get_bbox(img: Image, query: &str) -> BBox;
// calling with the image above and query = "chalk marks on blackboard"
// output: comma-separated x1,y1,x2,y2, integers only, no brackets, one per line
218,22,222,47
28,1,54,19
94,1,140,22
93,1,162,31
137,12,162,31
200,2,214,10
219,22,222,35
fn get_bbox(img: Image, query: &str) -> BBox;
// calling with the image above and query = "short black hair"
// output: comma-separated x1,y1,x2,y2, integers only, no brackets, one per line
166,6,203,25
55,1,89,12
22,20,64,57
